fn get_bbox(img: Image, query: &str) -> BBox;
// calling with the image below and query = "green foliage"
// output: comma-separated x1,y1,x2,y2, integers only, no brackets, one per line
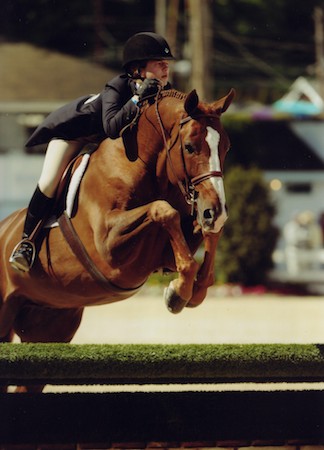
1,0,323,98
216,165,279,286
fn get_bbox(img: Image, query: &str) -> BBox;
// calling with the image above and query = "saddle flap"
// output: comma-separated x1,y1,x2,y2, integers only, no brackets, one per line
52,151,91,221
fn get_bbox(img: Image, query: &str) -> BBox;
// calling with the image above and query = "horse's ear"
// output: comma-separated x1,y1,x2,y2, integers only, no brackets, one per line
222,88,235,113
184,89,199,116
215,88,236,114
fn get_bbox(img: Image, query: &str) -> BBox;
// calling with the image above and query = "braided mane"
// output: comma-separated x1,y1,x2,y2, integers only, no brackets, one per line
159,89,188,100
139,89,188,112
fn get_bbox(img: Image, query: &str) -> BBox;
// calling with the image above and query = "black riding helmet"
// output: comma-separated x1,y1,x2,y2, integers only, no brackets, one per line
122,32,175,71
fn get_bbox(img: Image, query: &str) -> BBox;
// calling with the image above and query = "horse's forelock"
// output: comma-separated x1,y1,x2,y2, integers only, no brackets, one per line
197,103,221,117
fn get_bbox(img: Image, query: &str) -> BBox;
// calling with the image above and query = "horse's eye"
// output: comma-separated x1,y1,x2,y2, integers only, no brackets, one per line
184,143,195,154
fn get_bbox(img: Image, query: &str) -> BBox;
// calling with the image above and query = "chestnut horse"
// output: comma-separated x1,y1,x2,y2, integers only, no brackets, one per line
0,88,234,390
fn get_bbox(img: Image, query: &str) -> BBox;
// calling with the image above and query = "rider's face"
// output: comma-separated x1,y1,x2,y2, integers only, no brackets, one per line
141,60,170,87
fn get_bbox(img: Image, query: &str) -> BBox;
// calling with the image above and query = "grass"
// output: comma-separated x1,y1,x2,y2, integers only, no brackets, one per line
1,343,324,385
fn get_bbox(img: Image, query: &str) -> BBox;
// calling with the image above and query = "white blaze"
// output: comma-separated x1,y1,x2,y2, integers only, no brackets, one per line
204,126,228,232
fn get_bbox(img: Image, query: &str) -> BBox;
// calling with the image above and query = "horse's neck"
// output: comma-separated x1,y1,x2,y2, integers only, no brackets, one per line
137,97,186,198
139,96,180,156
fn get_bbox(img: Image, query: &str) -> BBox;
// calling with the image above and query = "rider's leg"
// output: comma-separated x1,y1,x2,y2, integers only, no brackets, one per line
9,139,83,272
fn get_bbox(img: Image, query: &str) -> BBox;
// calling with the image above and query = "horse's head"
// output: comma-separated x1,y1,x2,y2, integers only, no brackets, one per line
160,88,235,234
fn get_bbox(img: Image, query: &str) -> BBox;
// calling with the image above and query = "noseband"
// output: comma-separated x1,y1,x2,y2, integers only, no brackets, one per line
155,99,223,210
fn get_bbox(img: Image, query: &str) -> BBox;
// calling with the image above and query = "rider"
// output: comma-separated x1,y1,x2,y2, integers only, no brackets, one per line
9,32,174,273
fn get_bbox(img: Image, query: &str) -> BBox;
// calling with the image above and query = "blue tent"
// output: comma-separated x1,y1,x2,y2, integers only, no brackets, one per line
272,77,324,118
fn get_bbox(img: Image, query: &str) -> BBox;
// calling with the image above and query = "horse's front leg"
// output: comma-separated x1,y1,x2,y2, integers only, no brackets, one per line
187,232,221,308
150,201,199,313
104,200,199,313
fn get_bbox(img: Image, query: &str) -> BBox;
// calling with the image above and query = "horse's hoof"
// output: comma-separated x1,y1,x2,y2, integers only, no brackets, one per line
164,283,188,314
185,302,198,308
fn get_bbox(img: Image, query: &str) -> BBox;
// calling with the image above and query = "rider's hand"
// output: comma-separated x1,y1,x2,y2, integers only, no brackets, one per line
136,78,161,101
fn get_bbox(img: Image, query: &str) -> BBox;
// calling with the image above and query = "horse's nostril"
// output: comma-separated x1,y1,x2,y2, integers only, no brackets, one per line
204,205,222,219
203,209,214,220
203,209,218,227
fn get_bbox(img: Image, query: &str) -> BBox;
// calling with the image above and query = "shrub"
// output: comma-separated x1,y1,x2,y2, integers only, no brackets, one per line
215,165,279,286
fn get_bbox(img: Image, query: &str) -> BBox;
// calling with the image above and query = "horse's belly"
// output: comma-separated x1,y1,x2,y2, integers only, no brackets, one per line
13,278,143,309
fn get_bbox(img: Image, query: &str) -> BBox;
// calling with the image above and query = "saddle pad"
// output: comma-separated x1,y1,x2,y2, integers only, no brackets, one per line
45,153,90,228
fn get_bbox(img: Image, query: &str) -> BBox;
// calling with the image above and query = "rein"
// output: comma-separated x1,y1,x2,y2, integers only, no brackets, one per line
154,92,223,211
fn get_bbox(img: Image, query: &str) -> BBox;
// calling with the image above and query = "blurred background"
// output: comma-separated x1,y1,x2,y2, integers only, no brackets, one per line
1,0,324,295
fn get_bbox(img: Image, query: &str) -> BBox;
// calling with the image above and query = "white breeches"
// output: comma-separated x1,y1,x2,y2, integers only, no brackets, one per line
38,139,83,198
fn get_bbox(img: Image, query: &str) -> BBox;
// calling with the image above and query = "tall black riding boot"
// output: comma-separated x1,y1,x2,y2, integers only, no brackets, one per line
9,185,54,272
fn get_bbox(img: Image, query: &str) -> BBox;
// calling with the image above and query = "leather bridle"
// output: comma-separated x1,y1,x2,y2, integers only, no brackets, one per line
154,97,224,211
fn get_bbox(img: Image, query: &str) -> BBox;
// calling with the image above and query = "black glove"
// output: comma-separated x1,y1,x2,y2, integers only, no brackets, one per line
136,78,160,100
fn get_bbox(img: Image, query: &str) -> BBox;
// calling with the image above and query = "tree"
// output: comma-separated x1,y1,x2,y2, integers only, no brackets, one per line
187,0,213,101
2,0,323,101
215,166,279,286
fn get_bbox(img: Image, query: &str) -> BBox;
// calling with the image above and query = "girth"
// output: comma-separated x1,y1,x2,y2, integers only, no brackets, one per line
58,211,143,295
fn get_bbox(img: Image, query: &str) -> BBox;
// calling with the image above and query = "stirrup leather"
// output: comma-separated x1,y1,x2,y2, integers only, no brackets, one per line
9,239,36,272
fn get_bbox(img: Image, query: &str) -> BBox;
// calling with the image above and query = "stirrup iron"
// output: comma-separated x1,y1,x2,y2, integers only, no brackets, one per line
9,239,36,272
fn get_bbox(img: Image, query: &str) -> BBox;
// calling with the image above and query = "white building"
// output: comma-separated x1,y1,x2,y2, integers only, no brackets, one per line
0,41,117,220
253,76,324,285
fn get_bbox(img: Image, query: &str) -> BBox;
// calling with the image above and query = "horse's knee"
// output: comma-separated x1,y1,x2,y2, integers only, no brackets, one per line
150,200,180,227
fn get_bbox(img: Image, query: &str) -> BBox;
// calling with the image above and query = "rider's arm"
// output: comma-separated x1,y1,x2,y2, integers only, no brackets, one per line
101,79,139,139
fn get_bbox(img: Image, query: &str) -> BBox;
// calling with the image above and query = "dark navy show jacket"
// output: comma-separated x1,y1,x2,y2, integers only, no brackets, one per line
26,74,140,147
